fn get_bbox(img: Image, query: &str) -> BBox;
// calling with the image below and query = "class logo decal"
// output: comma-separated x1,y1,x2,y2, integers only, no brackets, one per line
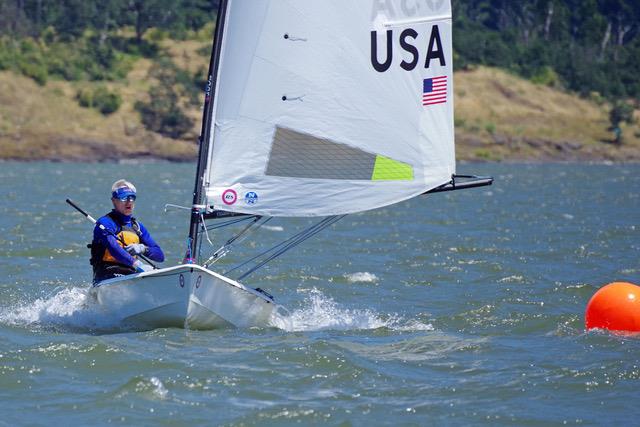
245,192,259,205
222,189,237,205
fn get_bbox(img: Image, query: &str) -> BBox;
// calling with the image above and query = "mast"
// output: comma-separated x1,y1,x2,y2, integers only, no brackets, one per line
186,0,229,263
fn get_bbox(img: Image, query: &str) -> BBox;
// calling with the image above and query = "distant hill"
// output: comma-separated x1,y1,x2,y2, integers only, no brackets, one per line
1,54,638,162
0,34,211,162
454,67,640,162
1,0,639,162
0,68,197,162
453,0,640,101
2,1,638,100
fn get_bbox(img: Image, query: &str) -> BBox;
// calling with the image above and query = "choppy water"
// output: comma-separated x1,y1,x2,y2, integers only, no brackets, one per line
0,162,638,425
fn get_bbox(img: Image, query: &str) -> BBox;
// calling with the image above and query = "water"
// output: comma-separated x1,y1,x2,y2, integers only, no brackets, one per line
0,162,638,425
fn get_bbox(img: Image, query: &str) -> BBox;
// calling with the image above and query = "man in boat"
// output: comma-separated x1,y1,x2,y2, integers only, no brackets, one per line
90,179,165,283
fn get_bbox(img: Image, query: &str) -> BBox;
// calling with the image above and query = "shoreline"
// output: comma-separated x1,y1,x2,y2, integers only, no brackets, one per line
2,156,638,164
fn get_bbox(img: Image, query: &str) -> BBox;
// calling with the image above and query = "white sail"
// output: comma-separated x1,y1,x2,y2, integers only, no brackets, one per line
204,0,455,217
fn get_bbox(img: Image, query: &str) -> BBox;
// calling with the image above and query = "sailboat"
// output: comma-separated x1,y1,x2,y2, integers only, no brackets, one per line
89,0,492,330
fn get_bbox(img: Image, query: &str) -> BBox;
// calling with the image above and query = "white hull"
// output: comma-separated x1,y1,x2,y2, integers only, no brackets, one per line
90,264,276,330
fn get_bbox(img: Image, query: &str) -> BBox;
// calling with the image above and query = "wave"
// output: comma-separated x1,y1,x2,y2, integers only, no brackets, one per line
344,272,378,283
1,286,433,335
0,286,120,332
270,288,433,333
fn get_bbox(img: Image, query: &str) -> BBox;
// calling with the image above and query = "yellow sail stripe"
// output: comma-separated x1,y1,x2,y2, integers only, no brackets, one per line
371,155,414,181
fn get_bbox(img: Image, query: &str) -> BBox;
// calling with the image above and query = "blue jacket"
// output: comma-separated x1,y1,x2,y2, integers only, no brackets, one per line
92,210,165,266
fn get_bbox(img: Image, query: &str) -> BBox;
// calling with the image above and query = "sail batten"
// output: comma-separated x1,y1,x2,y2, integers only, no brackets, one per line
204,0,455,217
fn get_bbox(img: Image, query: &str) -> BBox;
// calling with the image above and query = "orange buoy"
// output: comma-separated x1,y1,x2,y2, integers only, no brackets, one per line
585,282,640,332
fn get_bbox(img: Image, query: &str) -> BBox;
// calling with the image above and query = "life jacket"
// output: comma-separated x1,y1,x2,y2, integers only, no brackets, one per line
89,212,142,267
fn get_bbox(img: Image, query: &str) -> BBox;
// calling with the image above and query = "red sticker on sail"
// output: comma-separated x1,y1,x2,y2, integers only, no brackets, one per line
222,189,237,205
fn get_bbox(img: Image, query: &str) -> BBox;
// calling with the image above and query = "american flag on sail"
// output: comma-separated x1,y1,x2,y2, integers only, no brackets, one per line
422,76,448,106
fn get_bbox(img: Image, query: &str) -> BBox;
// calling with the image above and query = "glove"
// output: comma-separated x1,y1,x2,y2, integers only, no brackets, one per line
125,243,147,256
133,260,153,273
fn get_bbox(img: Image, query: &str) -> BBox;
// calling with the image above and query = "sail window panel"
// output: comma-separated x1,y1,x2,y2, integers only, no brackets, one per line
266,127,375,180
266,127,413,181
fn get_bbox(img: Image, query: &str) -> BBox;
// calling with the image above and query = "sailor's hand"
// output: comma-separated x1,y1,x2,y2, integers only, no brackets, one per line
125,243,147,255
133,260,153,273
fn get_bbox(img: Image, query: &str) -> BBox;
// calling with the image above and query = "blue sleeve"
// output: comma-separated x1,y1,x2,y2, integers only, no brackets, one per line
138,222,165,263
93,217,136,266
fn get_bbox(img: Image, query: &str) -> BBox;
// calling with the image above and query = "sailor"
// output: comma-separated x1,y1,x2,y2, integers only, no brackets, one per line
90,179,165,283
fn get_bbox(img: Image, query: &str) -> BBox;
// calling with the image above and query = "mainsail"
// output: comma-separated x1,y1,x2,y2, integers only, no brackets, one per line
202,0,456,217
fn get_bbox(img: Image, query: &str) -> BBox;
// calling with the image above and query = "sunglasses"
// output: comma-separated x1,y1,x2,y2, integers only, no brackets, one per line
117,195,137,202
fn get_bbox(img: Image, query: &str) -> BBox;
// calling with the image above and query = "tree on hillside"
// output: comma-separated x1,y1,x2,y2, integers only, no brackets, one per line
0,0,217,41
609,101,635,144
135,59,194,139
124,0,216,43
0,0,33,36
452,0,640,99
605,1,637,38
173,0,216,36
126,0,170,43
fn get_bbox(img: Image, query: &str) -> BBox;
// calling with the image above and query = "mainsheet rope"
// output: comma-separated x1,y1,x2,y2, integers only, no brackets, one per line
202,216,266,267
229,215,346,281
195,213,346,281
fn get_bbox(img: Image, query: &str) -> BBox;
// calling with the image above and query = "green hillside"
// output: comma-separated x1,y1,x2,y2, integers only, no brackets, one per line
1,57,638,162
0,0,639,162
0,33,212,161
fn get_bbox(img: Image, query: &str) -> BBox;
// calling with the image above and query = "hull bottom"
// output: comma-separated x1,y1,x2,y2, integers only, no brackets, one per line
92,264,275,330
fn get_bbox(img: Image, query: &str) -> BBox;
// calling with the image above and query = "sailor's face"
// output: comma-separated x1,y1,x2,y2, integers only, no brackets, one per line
112,197,135,216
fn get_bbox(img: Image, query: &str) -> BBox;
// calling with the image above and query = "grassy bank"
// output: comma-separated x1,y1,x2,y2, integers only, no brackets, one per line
455,67,640,162
0,37,638,162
